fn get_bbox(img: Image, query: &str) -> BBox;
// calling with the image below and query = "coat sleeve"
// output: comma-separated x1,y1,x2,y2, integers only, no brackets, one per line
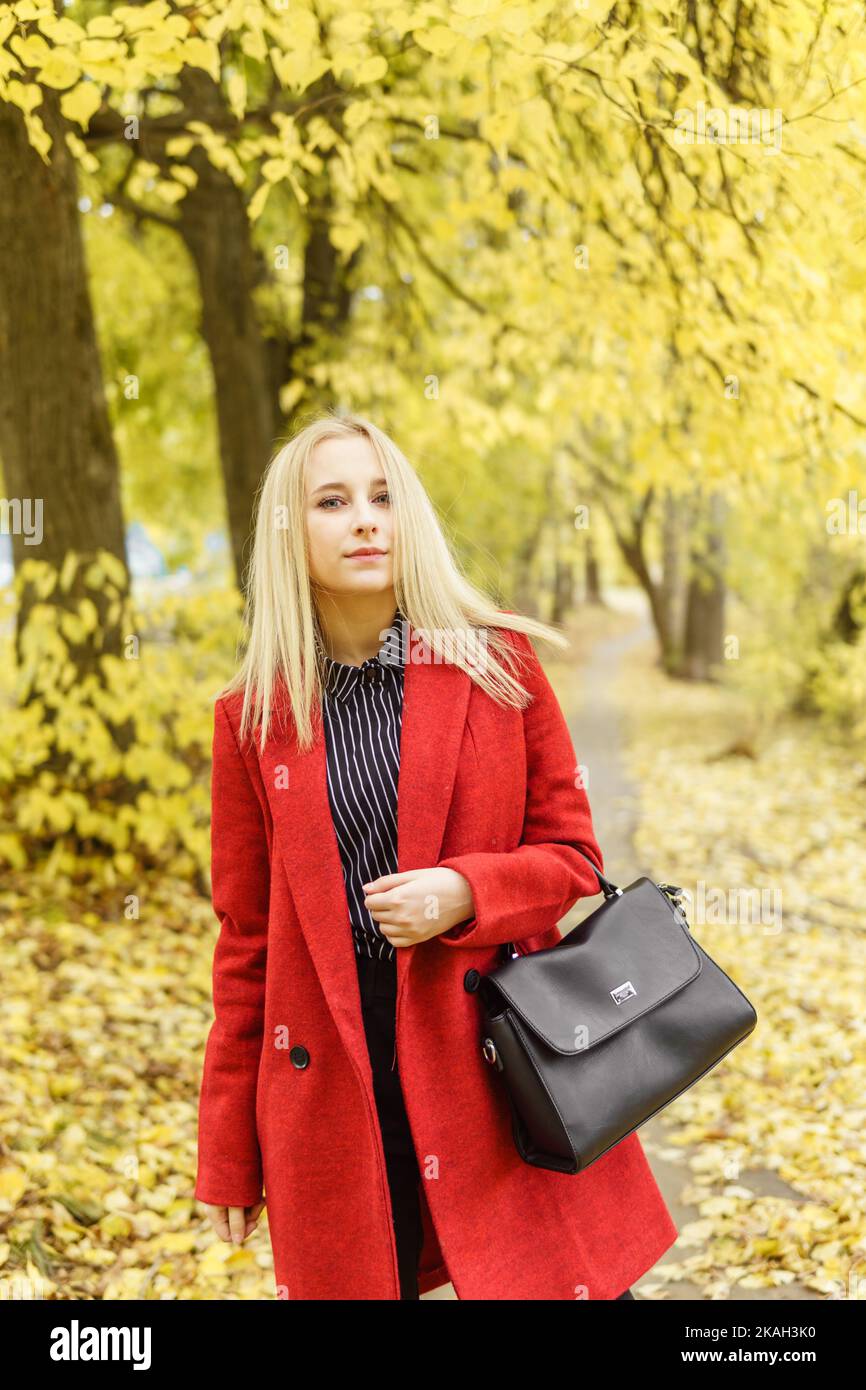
194,697,270,1208
436,631,604,951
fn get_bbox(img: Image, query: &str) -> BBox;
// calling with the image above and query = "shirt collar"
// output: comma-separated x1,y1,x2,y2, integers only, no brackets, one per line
322,606,406,702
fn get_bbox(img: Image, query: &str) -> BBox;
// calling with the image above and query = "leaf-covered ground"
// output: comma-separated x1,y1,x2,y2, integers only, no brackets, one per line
0,875,274,1299
1,620,863,1300
614,636,866,1300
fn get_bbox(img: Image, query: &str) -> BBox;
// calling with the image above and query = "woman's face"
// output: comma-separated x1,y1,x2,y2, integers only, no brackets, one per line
305,435,395,598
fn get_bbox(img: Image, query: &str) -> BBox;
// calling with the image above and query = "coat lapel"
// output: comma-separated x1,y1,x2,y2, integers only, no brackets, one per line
262,621,473,1084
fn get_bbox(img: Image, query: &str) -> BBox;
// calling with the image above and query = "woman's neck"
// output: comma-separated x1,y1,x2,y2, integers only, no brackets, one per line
316,593,399,666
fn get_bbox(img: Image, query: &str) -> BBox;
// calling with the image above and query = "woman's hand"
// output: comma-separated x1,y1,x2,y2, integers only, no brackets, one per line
362,867,475,946
201,1198,266,1245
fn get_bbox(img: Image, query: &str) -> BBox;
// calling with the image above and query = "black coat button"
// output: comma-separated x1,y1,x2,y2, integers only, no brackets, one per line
464,969,481,993
290,1045,310,1068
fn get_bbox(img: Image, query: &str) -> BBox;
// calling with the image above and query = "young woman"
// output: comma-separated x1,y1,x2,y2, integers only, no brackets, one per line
194,412,678,1300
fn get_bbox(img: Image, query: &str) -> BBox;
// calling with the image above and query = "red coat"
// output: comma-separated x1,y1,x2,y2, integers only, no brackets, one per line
194,624,678,1298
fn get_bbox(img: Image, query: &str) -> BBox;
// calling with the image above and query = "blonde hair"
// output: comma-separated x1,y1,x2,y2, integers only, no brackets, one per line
220,409,570,753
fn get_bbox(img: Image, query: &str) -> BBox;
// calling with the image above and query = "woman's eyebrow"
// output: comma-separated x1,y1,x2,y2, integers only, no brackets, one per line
310,477,388,496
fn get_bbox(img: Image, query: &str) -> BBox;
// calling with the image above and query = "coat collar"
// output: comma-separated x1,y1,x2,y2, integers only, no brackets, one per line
260,612,473,1083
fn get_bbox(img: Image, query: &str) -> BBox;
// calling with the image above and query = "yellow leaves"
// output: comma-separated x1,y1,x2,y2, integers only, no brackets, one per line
0,44,23,82
0,828,268,1291
154,179,189,205
355,54,388,85
199,1240,257,1275
342,100,376,134
269,47,331,94
380,7,416,38
261,156,291,183
49,1073,80,1099
165,135,194,158
18,787,75,834
122,746,192,793
0,10,18,45
169,163,197,189
132,158,161,181
100,1268,148,1298
480,107,519,147
79,38,125,65
329,10,374,46
181,36,220,84
249,153,308,218
4,79,42,112
226,70,246,120
99,1213,133,1239
156,1230,197,1253
497,5,542,38
85,15,123,39
0,834,27,869
76,1246,117,1267
414,24,461,56
240,26,267,63
58,552,79,595
198,1240,235,1276
9,32,52,69
24,39,84,90
369,168,400,202
98,550,128,590
132,29,181,62
247,181,270,223
0,1166,29,1207
59,599,100,645
111,2,178,36
60,80,102,131
329,219,366,258
36,14,86,45
306,115,341,152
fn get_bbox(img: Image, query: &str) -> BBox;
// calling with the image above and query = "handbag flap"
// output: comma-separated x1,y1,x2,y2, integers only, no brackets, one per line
482,877,702,1056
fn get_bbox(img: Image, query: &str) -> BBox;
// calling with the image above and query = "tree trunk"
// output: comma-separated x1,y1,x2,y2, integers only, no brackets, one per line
603,487,678,669
659,487,686,667
172,77,282,591
0,89,131,731
680,493,727,680
172,70,361,592
831,568,866,643
585,534,602,603
551,519,576,624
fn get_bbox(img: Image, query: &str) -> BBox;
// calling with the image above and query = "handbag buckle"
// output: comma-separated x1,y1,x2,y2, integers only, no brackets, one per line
658,882,689,924
482,1038,501,1069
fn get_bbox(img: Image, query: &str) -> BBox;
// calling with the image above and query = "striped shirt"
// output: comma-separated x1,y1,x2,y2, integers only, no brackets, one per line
321,607,407,963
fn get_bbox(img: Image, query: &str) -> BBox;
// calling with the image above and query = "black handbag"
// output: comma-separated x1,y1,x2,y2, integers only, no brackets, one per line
478,850,758,1174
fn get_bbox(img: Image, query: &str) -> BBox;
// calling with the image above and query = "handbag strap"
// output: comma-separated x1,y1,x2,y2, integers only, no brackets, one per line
503,846,622,959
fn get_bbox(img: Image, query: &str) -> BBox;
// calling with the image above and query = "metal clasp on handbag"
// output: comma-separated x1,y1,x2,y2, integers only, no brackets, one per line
481,1038,503,1070
658,883,689,925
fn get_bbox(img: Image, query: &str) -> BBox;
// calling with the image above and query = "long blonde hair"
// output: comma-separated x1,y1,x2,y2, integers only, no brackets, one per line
220,410,570,753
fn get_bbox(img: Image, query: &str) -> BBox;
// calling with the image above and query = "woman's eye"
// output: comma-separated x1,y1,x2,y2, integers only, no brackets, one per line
317,492,390,509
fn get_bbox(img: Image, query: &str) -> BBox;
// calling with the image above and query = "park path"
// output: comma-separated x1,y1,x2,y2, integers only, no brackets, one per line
559,600,818,1302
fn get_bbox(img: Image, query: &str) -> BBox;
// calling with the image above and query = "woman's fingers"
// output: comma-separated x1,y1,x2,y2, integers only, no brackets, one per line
204,1204,233,1241
227,1205,249,1243
245,1199,266,1236
204,1202,265,1244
